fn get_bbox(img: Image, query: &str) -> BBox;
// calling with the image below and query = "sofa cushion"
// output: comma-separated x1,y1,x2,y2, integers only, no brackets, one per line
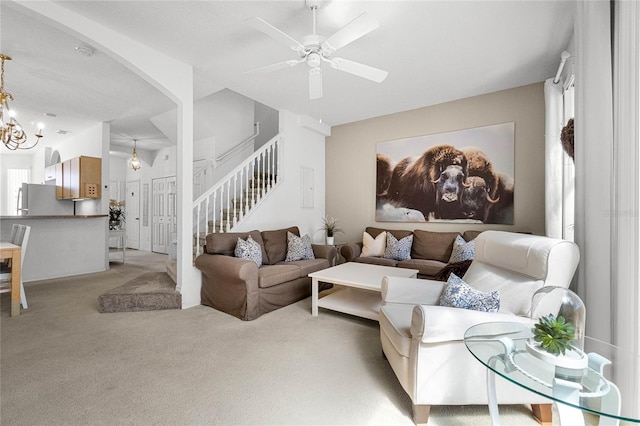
362,231,386,257
279,258,330,277
355,256,399,267
234,235,262,266
384,233,413,261
463,230,483,242
397,259,447,277
412,230,460,262
285,232,314,261
366,227,413,241
439,273,500,312
449,235,476,263
206,230,268,265
262,226,299,265
258,264,301,288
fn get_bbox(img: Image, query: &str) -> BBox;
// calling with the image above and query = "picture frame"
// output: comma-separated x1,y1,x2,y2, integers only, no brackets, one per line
376,122,515,224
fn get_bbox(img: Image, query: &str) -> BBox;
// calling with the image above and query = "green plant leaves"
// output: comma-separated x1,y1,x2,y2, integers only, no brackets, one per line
532,314,576,356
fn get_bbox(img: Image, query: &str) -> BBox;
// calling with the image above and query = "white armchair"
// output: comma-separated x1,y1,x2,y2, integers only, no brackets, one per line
379,230,580,425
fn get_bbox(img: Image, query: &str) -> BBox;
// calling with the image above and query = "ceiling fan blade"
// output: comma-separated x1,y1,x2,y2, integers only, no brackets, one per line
245,17,305,53
245,59,304,74
322,13,379,55
309,68,323,100
330,57,388,83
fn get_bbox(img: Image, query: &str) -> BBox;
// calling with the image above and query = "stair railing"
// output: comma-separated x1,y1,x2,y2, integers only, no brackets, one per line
193,132,283,258
193,158,212,200
216,122,260,164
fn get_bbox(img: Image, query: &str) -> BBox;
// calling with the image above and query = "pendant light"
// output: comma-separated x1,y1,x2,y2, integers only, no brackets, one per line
128,139,142,171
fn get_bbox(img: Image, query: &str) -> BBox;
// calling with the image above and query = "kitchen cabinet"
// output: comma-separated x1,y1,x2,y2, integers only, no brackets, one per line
57,156,102,200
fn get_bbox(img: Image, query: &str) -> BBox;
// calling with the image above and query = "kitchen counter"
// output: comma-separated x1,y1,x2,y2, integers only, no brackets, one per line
0,216,109,282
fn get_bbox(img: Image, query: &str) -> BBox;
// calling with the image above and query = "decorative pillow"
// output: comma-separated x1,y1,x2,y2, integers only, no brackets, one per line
362,231,386,257
383,233,413,261
285,231,315,261
439,273,500,312
234,235,262,267
449,235,476,263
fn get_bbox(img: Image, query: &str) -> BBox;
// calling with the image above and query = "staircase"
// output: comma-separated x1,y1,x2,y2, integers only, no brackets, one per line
192,133,283,259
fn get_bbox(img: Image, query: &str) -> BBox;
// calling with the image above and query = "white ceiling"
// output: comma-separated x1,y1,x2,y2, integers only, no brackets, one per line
1,0,575,154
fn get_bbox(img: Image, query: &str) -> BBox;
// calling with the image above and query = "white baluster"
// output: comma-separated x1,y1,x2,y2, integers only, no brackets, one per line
195,203,201,257
260,151,266,198
212,191,217,233
233,174,238,226
251,158,257,207
218,186,224,233
226,180,231,232
275,138,280,184
267,146,273,191
239,167,245,221
245,163,250,213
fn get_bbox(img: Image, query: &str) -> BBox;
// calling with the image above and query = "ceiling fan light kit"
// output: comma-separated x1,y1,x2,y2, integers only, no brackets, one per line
245,0,388,100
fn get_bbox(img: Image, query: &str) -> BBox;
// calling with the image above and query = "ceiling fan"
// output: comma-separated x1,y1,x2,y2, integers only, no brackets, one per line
245,0,388,100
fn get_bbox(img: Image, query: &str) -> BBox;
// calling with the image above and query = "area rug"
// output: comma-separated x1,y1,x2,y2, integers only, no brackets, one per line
97,272,181,313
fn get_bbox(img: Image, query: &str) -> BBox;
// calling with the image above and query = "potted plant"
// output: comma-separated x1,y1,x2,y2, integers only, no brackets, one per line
526,314,587,369
321,216,343,245
109,199,126,230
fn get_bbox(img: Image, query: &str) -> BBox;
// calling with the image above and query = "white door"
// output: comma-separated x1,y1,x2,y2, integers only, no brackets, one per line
166,176,177,253
126,180,140,249
152,176,177,254
152,178,166,253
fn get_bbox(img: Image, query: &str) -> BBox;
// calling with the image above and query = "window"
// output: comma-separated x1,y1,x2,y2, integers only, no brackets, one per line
562,83,575,241
5,169,30,216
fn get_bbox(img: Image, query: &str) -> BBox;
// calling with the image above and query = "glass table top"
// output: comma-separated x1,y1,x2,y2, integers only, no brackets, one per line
464,321,640,423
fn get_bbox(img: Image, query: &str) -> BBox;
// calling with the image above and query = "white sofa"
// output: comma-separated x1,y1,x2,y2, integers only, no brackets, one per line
379,230,580,425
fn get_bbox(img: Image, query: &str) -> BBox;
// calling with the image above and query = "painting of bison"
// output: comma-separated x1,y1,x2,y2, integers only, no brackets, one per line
376,122,515,224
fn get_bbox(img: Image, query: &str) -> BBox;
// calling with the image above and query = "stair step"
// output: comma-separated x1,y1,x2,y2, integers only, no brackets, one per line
165,259,177,284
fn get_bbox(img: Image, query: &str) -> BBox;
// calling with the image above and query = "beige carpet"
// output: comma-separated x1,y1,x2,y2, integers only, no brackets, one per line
1,251,540,426
97,271,181,313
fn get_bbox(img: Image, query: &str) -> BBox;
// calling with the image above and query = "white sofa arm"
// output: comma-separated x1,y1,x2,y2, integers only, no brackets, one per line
381,276,445,305
411,305,532,343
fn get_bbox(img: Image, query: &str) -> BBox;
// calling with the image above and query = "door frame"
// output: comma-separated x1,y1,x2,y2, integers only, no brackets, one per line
126,180,141,250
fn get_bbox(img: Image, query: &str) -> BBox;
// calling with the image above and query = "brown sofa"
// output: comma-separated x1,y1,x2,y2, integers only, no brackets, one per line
195,226,336,320
340,227,482,279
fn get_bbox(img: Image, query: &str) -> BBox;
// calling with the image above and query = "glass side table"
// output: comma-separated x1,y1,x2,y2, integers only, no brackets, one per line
464,322,640,426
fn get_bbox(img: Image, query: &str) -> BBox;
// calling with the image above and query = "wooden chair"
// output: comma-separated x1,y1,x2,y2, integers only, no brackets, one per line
0,224,31,309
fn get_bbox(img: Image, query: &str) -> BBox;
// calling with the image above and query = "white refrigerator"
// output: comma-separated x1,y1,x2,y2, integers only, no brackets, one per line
18,183,75,216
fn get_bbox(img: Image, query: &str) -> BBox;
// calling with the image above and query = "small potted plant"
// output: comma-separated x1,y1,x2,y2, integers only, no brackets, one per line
320,215,343,245
527,314,587,369
533,314,575,356
109,199,126,230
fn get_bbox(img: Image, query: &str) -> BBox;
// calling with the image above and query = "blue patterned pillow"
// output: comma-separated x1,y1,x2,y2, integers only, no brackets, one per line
285,231,315,261
234,235,262,267
449,235,476,263
384,233,413,261
439,273,500,312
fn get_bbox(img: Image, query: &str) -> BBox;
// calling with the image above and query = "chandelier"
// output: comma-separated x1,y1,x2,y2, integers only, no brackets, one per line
1,54,44,150
128,139,142,171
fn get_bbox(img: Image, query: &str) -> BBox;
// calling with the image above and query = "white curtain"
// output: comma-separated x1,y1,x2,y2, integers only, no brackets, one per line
573,0,614,342
544,79,564,239
544,79,575,241
611,0,639,354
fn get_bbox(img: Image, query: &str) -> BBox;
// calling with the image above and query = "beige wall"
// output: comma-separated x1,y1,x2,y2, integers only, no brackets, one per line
326,82,545,244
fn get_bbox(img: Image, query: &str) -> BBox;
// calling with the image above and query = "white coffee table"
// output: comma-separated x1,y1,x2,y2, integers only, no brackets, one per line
308,262,419,320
